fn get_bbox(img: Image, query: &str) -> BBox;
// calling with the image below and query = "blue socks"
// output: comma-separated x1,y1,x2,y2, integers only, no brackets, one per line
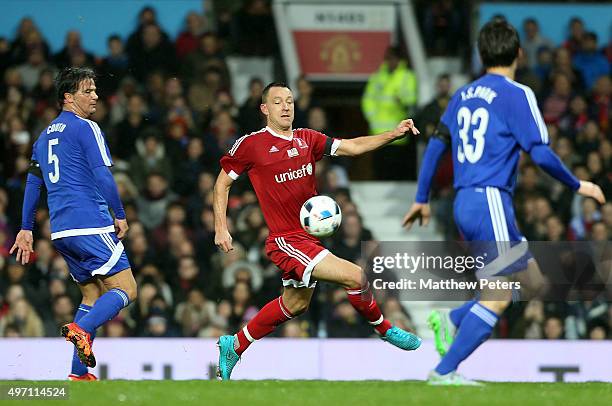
449,299,478,328
435,302,498,375
71,304,94,376
77,288,129,334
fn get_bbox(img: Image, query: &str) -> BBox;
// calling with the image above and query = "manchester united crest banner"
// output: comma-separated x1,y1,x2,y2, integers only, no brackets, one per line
285,3,397,80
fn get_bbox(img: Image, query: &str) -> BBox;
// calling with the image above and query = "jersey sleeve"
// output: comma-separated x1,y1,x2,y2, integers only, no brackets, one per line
439,92,457,129
507,85,549,152
78,120,114,169
306,129,340,160
220,136,254,179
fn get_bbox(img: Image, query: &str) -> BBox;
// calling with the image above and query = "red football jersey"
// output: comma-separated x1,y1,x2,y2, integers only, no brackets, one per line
220,126,340,236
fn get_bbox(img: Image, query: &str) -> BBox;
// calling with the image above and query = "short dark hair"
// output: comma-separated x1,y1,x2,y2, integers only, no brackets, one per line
478,20,520,69
55,67,96,106
262,82,290,103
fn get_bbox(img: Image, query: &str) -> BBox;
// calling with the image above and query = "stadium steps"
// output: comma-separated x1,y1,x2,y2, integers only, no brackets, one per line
350,182,446,337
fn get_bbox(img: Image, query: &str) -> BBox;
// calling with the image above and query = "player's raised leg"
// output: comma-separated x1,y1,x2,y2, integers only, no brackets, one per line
217,286,314,380
312,253,421,350
68,279,103,380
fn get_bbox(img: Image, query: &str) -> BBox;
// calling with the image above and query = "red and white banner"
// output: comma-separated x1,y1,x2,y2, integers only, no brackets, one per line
286,4,396,79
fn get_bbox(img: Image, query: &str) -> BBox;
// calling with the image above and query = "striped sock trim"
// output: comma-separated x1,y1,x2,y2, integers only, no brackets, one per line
110,288,129,307
242,326,255,343
278,297,293,319
470,303,498,327
368,315,384,326
346,282,370,295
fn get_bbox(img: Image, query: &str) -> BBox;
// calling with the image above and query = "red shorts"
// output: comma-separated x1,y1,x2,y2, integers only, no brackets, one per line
265,233,329,288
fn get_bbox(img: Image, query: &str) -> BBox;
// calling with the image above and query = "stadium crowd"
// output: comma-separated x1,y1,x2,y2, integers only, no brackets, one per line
0,3,611,340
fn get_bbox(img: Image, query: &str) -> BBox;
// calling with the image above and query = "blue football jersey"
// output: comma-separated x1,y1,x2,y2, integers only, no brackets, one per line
441,73,548,192
32,110,114,239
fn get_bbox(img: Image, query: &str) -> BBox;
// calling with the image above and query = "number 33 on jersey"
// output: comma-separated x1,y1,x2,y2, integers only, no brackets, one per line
441,73,548,191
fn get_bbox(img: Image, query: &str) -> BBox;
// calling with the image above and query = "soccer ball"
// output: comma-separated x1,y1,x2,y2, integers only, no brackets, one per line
300,195,342,238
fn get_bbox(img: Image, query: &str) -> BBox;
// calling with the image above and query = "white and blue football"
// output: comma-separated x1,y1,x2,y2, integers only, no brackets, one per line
300,195,342,238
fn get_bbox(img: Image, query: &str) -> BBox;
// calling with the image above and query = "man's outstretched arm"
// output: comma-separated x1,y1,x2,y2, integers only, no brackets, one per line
530,144,605,204
403,122,450,229
335,119,420,157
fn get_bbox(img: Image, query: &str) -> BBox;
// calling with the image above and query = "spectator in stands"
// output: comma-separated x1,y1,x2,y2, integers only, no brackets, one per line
362,46,418,180
129,130,173,191
590,76,610,133
570,198,601,240
542,73,572,125
422,0,462,56
135,172,178,230
112,94,151,161
238,77,265,134
226,281,259,333
182,32,229,87
53,31,94,69
126,6,169,58
16,49,49,92
43,294,74,337
573,32,610,91
128,23,176,82
521,18,553,69
176,12,205,60
513,300,544,339
543,316,565,339
232,0,278,56
327,296,372,338
0,297,44,337
550,47,584,93
174,288,218,337
563,17,585,55
294,76,318,129
97,35,130,96
10,18,50,64
417,73,452,138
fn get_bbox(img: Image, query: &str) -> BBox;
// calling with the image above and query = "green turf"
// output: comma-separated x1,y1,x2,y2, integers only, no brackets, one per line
1,380,611,406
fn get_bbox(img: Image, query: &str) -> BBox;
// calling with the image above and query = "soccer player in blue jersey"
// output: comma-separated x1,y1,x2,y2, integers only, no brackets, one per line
403,20,605,385
10,67,137,380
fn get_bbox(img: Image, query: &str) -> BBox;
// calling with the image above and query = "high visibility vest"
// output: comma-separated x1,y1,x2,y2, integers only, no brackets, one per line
361,61,418,145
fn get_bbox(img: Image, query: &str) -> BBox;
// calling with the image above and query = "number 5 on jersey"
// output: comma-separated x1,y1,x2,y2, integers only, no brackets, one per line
48,138,60,183
457,107,489,164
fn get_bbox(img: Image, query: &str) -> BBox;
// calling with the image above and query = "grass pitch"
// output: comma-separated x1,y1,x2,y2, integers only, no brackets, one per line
1,380,611,406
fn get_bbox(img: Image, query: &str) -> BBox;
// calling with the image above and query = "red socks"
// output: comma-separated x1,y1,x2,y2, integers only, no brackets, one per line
346,282,392,336
235,296,293,355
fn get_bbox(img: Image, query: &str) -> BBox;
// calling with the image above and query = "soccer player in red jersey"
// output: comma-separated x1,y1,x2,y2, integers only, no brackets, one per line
214,82,421,380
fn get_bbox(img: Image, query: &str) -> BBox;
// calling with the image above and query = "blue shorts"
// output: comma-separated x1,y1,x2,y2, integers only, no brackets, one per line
53,232,130,284
454,186,532,276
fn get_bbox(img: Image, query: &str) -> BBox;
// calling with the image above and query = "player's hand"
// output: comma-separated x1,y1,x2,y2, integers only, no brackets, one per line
393,119,420,139
9,230,34,265
115,218,129,240
215,229,234,253
578,181,606,205
402,203,431,230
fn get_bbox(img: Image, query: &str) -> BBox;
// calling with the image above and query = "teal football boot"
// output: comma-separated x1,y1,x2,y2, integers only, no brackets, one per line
217,335,240,380
382,326,422,350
